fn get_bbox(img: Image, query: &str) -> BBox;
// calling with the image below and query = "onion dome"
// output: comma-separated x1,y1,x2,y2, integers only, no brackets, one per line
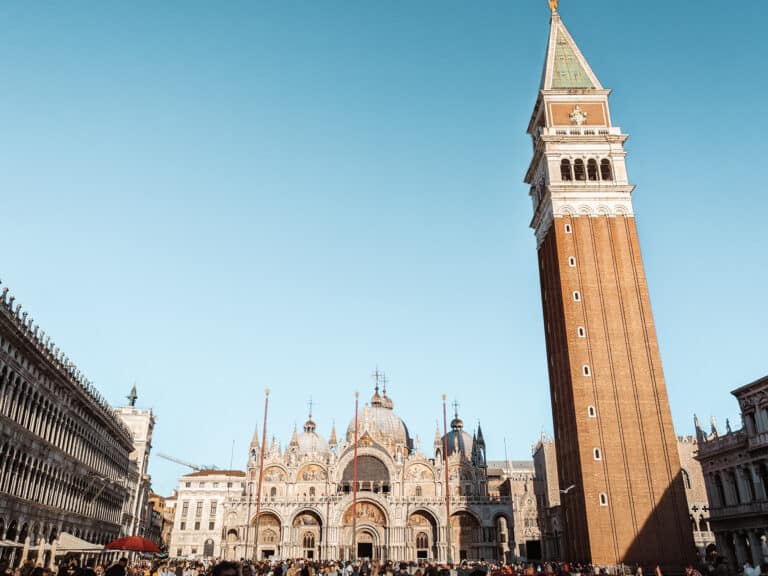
346,383,412,454
442,404,474,460
295,403,330,457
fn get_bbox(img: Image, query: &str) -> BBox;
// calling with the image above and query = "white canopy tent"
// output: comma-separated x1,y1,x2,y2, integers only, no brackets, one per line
53,532,104,554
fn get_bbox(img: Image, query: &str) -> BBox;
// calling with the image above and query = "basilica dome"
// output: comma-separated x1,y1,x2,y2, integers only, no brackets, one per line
296,417,330,457
442,413,474,459
346,386,412,454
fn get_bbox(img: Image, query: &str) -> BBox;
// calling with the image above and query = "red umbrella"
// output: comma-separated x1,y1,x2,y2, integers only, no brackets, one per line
104,536,161,553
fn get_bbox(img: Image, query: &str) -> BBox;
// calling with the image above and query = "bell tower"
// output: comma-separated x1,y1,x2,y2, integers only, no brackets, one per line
524,4,695,567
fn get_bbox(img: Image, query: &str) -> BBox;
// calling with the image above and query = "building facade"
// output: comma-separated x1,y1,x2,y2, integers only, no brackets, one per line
213,385,513,563
0,281,134,563
532,437,563,562
149,491,177,549
696,375,768,571
677,436,715,561
115,389,156,539
487,461,541,560
523,4,695,567
169,470,245,559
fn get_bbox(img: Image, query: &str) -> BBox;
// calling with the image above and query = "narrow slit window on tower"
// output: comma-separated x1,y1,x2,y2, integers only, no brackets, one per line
593,447,602,461
564,223,572,234
560,159,573,181
588,405,597,418
574,159,586,181
599,492,608,506
577,326,586,338
568,256,576,267
600,159,613,181
573,291,581,302
587,159,599,181
583,365,591,377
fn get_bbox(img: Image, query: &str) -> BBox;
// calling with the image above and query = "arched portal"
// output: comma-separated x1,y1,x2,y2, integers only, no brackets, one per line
252,513,281,561
408,511,438,561
450,512,481,562
292,510,322,560
342,501,387,560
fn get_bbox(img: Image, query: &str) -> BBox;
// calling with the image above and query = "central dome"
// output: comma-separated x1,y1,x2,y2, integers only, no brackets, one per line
297,417,330,457
346,386,411,453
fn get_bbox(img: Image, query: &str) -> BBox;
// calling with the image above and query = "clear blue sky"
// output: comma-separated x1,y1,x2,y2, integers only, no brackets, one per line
1,1,766,495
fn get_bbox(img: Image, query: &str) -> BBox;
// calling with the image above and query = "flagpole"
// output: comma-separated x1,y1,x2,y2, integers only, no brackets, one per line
442,394,453,565
352,390,359,560
253,388,270,561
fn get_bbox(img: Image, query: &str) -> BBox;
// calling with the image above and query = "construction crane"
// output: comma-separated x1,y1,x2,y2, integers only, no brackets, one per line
156,452,218,471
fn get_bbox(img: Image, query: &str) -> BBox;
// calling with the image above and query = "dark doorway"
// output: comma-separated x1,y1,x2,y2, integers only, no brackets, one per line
357,543,373,559
417,551,428,560
262,550,275,560
526,540,542,561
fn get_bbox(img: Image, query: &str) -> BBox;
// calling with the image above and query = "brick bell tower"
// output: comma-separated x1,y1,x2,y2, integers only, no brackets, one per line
524,3,695,568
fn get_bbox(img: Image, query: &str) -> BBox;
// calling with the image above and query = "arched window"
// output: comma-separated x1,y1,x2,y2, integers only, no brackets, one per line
600,159,613,181
309,487,316,499
714,474,726,506
698,516,708,533
270,487,277,498
415,486,422,497
560,160,573,181
574,159,586,181
416,532,429,549
587,159,599,181
682,469,692,490
690,515,698,533
303,532,315,549
598,493,608,506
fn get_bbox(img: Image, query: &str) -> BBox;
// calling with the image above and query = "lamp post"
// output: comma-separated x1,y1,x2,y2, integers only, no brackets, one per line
252,388,270,562
442,394,453,565
352,390,359,561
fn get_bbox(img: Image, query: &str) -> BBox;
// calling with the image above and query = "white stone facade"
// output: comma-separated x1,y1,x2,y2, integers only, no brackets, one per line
206,386,516,563
169,470,244,560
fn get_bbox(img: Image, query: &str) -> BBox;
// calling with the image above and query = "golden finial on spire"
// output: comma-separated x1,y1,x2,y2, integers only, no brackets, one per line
548,0,558,12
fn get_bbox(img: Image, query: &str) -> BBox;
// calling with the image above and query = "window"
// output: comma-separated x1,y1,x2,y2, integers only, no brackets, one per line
577,326,586,338
191,548,197,555
573,291,581,302
588,406,597,418
181,501,189,517
194,522,200,531
583,365,591,376
599,493,608,506
564,223,572,234
180,522,186,531
176,549,182,557
568,256,576,267
303,533,315,549
574,159,586,181
270,487,277,498
587,159,598,181
309,487,316,499
416,532,429,549
600,159,613,181
682,469,692,490
185,482,191,488
415,486,422,497
212,482,219,488
209,522,215,530
227,482,233,488
195,502,203,518
560,159,573,181
593,448,602,461
199,482,206,488
209,501,217,517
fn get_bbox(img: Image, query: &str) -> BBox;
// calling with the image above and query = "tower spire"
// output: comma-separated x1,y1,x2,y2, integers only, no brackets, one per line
548,0,558,12
540,7,602,91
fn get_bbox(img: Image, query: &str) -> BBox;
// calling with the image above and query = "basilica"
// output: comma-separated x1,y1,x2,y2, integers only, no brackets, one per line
219,385,514,562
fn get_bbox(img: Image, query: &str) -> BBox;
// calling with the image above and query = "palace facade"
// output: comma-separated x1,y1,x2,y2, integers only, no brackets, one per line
0,281,135,562
213,385,514,563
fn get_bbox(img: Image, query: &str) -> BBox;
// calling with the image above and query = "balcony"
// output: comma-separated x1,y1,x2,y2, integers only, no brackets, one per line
710,500,768,520
748,432,768,450
538,126,623,138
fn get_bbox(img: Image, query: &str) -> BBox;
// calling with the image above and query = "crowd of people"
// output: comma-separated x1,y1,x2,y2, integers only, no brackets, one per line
0,556,752,576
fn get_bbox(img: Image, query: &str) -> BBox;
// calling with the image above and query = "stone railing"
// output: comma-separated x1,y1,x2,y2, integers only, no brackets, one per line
538,126,622,137
710,500,768,519
748,432,768,450
697,431,747,457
